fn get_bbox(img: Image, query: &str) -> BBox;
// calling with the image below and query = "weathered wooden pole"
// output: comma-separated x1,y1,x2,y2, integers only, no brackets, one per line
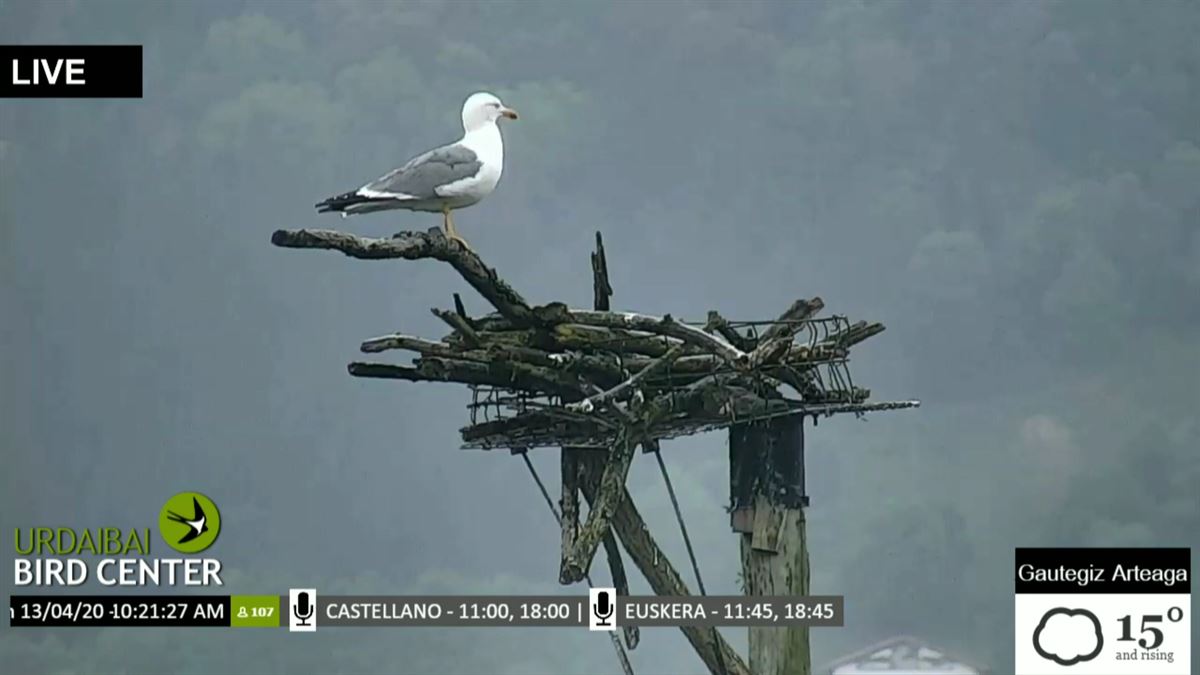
271,226,916,675
729,415,811,675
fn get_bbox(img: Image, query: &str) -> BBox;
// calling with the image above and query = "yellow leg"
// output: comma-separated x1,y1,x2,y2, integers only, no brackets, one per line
442,206,474,253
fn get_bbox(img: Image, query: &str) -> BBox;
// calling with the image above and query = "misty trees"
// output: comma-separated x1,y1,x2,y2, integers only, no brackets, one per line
3,0,1198,672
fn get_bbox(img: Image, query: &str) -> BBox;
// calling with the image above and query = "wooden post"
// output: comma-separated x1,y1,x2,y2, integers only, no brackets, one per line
272,226,918,675
559,231,640,650
730,415,811,675
579,454,751,675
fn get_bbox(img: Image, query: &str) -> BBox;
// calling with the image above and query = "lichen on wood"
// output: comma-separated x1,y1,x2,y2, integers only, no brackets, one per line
741,495,811,675
272,226,917,675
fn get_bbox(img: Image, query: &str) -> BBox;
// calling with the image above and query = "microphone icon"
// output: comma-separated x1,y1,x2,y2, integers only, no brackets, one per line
289,588,317,632
589,587,617,631
295,592,314,626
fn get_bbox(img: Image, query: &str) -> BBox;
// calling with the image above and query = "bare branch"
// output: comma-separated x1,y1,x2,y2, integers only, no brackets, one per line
759,296,825,343
452,292,468,318
741,298,825,370
360,334,458,356
567,310,747,364
561,428,638,584
431,308,482,347
356,336,626,389
551,324,685,358
704,310,757,352
577,455,751,675
833,320,885,347
348,359,583,396
271,228,537,325
568,345,685,413
746,335,795,370
591,231,613,312
559,449,582,585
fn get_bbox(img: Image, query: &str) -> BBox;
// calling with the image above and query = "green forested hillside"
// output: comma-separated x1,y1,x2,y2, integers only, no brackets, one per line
1,2,1196,673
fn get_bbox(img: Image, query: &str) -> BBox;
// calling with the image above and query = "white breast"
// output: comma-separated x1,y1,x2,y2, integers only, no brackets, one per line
438,123,503,204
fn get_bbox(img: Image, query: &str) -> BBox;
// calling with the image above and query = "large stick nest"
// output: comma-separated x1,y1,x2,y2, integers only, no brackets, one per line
272,227,918,450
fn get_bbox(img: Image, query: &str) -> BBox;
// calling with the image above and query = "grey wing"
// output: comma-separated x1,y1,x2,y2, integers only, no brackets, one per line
362,144,482,199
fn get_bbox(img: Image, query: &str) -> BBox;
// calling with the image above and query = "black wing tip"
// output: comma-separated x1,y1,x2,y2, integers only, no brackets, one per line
315,189,409,214
315,190,361,213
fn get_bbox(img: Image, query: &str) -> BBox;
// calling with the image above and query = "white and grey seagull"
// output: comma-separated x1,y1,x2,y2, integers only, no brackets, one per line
315,91,518,252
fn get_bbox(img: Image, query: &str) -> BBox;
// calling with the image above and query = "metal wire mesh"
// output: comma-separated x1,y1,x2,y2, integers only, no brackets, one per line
463,316,900,450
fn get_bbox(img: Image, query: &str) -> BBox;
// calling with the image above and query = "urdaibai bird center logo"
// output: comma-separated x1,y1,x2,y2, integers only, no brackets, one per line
158,492,221,554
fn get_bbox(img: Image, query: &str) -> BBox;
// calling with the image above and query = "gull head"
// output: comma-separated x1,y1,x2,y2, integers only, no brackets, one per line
462,91,518,131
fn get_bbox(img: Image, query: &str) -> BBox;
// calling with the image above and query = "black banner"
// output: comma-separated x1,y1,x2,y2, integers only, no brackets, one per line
0,45,142,98
1015,547,1191,594
10,595,229,626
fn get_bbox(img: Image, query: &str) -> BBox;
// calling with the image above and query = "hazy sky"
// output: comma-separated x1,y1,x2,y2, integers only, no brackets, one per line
2,2,1197,673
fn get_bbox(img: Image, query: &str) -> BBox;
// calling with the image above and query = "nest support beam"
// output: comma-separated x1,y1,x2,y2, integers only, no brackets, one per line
560,445,641,650
577,453,751,675
272,226,916,675
559,428,637,583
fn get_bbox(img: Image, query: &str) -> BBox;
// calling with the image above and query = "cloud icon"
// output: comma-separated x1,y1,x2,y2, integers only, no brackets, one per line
1033,607,1103,666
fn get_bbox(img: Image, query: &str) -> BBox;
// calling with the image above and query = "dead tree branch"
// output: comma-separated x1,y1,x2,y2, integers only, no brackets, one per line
431,308,482,347
577,455,751,675
760,297,825,343
559,449,581,584
348,359,581,397
360,334,458,356
566,310,747,364
704,310,757,352
568,345,686,413
271,228,537,325
592,231,613,311
747,297,826,369
560,428,638,583
276,225,916,675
